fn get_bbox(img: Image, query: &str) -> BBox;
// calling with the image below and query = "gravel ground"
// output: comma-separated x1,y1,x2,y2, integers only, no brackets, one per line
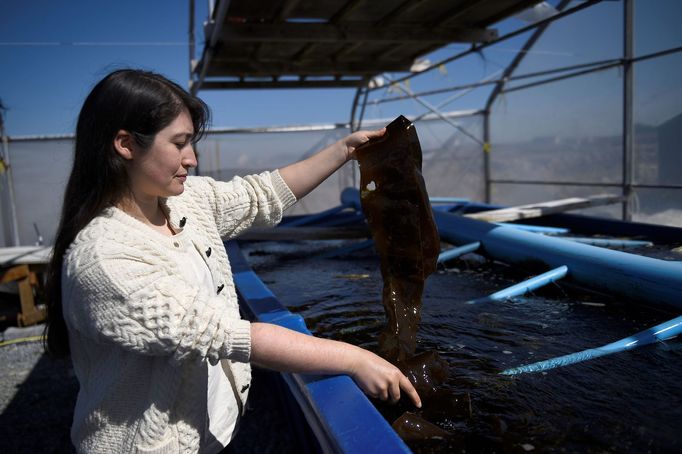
0,333,77,453
0,325,302,453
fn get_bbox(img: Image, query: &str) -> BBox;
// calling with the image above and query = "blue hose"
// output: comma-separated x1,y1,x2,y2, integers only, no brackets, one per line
501,315,682,375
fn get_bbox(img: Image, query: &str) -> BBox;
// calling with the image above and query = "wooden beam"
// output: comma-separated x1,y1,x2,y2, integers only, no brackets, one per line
274,0,304,21
238,226,370,241
434,0,489,27
0,246,52,267
377,0,431,27
206,59,411,77
0,263,47,327
465,195,626,223
329,0,367,23
200,79,366,89
219,23,497,44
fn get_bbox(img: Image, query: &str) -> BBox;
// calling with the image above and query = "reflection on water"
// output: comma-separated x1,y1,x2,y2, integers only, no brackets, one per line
243,241,682,453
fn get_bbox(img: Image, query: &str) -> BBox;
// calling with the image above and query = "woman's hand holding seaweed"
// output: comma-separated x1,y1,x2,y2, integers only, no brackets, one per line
343,128,386,161
348,346,422,408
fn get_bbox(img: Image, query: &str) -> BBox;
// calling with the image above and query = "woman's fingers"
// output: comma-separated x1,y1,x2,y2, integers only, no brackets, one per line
366,127,386,139
399,374,422,408
389,377,401,403
350,347,422,408
380,385,389,401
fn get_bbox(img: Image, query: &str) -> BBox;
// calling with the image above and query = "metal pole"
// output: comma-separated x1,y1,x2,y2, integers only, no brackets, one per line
349,86,363,133
351,84,370,188
0,121,21,246
189,0,196,84
622,0,634,220
191,0,231,94
483,111,491,203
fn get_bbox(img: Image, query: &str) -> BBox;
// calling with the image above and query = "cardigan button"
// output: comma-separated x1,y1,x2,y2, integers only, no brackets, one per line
241,384,250,393
217,284,224,294
179,217,187,227
206,247,212,257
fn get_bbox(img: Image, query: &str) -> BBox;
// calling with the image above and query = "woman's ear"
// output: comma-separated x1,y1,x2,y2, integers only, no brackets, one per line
113,130,135,160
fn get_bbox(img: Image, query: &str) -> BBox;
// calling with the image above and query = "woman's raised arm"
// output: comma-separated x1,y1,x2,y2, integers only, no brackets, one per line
277,128,385,199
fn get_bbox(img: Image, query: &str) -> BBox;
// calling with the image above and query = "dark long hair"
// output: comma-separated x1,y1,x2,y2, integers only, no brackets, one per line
44,69,210,357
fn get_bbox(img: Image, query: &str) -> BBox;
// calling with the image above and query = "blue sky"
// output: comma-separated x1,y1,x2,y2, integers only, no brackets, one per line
0,0,368,136
1,1,680,137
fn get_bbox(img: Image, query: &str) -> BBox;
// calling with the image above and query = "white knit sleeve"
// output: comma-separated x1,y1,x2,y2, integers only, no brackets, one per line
64,249,251,365
188,171,297,240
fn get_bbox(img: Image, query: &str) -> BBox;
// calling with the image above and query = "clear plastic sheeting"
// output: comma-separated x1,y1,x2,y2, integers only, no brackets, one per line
635,0,682,57
634,52,682,187
416,115,484,202
490,68,623,184
631,188,682,228
3,139,72,246
504,1,622,81
196,128,349,216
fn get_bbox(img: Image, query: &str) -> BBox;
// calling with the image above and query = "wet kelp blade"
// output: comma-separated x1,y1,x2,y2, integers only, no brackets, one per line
355,115,440,362
392,412,454,441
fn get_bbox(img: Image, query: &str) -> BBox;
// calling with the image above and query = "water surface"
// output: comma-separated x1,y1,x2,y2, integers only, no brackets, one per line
243,240,681,453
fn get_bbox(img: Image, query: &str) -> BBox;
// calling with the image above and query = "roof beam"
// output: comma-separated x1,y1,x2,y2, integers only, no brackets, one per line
329,0,367,23
219,22,497,44
434,0,489,27
200,79,366,89
377,0,431,27
206,59,411,77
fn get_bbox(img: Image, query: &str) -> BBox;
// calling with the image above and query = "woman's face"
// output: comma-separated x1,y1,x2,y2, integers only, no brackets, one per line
127,109,197,200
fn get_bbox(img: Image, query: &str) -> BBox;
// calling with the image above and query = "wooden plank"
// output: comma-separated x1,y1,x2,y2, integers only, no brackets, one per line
465,195,626,223
0,263,47,327
200,80,365,90
238,226,371,241
1,264,30,284
219,23,496,45
0,246,52,266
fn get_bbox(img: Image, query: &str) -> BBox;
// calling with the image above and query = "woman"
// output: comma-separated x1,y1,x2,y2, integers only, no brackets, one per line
44,69,420,453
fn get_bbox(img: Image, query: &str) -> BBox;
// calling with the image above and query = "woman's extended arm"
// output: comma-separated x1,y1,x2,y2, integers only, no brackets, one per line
277,129,385,199
250,321,421,407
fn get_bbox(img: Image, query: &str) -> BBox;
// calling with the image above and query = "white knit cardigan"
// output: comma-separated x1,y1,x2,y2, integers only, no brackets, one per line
62,171,296,453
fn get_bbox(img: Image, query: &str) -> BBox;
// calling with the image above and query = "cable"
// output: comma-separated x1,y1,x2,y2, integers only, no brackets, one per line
0,334,44,348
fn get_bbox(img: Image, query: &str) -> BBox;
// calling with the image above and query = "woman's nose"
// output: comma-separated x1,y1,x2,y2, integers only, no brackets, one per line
182,146,198,168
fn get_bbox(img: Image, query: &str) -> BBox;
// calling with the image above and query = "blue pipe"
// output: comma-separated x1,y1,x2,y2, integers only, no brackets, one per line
433,210,682,312
341,187,682,310
494,223,569,234
429,197,470,204
437,242,481,264
501,315,682,375
225,241,411,453
561,237,653,248
466,266,568,304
